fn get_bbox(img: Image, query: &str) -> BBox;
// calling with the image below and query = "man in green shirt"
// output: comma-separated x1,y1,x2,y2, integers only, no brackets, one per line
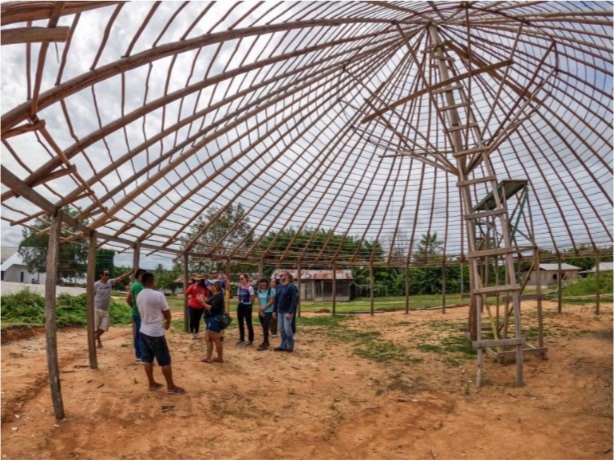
129,269,146,363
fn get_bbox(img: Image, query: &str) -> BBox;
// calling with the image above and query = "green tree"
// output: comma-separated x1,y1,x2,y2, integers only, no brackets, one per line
183,204,256,274
19,206,89,282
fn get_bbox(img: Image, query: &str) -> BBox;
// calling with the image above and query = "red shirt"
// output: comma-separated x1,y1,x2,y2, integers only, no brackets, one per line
185,283,210,309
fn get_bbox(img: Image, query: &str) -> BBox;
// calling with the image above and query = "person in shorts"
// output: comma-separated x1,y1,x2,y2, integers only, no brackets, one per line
199,281,225,363
136,272,186,395
94,268,133,348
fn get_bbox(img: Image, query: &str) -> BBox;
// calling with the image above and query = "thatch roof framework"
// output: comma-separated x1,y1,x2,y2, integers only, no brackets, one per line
1,1,612,267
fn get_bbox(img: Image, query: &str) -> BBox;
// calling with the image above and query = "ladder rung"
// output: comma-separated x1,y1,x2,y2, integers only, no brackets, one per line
432,84,463,94
473,337,525,349
465,209,507,220
468,247,515,258
441,102,468,111
457,176,496,187
453,146,489,157
473,284,521,295
447,123,479,132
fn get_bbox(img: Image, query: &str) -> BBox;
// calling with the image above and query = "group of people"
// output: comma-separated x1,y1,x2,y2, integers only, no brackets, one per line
233,272,298,352
93,267,300,396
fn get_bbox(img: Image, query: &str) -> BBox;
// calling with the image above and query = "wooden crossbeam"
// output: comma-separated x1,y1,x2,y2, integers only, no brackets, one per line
1,26,69,45
361,59,513,123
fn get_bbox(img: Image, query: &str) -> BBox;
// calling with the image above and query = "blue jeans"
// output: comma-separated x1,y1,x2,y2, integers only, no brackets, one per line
132,315,143,360
278,312,294,350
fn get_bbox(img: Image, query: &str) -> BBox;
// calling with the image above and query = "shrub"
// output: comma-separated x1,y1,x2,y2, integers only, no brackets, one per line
1,289,131,327
562,273,613,297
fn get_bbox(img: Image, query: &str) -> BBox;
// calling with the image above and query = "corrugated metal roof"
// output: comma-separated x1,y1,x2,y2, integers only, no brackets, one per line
538,263,580,271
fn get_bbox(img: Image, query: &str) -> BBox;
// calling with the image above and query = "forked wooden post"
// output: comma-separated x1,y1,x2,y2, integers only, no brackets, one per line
45,209,65,419
86,230,98,369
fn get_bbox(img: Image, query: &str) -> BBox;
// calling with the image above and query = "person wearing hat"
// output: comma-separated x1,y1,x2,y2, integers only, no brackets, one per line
184,275,210,339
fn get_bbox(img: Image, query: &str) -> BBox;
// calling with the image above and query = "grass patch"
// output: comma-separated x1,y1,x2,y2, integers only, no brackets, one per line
1,289,131,328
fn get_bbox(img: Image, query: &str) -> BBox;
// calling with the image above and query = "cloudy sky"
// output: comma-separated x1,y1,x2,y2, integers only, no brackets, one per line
1,1,612,269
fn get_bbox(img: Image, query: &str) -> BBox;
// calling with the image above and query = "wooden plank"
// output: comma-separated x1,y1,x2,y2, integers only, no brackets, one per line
473,337,525,349
45,210,65,419
1,26,69,45
456,176,496,187
361,59,513,123
489,346,548,359
468,247,515,259
465,209,506,220
473,284,521,295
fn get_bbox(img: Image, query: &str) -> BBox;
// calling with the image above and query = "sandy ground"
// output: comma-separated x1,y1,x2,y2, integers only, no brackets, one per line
1,300,612,460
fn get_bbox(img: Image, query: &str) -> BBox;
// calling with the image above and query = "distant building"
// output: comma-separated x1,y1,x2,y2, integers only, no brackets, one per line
525,263,580,286
270,269,353,301
581,262,613,274
0,247,46,284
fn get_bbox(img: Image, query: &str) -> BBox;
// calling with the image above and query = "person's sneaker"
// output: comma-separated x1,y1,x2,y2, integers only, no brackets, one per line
273,347,287,352
257,343,269,351
271,333,278,337
286,347,294,353
244,341,253,347
135,358,143,364
236,340,246,346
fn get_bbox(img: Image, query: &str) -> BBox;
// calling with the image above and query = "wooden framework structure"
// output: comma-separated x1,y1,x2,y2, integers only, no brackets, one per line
1,2,612,413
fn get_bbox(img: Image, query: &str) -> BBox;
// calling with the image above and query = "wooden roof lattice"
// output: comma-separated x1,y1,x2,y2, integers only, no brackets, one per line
1,1,612,267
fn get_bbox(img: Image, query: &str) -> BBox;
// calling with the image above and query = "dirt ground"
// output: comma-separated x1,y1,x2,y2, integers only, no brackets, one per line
1,301,612,460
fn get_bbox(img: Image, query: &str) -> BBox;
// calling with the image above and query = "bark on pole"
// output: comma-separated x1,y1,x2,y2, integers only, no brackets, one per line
369,261,375,316
132,242,140,344
45,209,65,419
557,253,563,314
183,252,189,332
332,262,337,316
404,262,410,315
86,230,98,369
297,260,302,318
594,250,600,315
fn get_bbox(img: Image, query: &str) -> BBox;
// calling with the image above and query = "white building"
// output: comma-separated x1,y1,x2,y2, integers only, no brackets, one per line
0,247,46,284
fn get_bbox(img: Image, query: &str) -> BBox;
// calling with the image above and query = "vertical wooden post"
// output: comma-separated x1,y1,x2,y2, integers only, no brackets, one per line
183,253,189,332
331,262,337,316
45,209,64,419
296,260,302,318
225,257,231,314
369,261,375,316
258,258,264,279
86,230,98,369
441,257,447,314
404,261,410,314
535,250,544,355
557,253,563,314
594,250,600,315
132,243,140,347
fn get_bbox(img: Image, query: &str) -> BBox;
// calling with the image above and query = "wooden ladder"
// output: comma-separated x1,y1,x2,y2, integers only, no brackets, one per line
427,25,524,388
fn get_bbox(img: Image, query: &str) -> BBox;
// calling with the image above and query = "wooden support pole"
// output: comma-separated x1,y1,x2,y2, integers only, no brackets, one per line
225,257,231,313
45,209,65,419
297,261,302,319
1,26,70,45
369,261,375,316
183,253,189,332
441,257,447,314
86,230,98,369
258,258,264,279
132,242,140,346
557,253,563,313
404,262,410,314
595,250,601,315
535,250,545,356
332,262,337,316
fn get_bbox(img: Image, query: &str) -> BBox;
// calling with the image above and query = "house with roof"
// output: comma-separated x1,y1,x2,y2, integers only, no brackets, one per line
525,263,580,286
0,247,46,284
583,262,614,274
270,269,353,301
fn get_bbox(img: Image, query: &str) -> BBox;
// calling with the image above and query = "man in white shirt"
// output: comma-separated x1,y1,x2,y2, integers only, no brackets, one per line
136,272,186,395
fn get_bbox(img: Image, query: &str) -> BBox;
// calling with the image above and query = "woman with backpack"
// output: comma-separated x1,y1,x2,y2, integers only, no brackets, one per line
256,278,276,351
